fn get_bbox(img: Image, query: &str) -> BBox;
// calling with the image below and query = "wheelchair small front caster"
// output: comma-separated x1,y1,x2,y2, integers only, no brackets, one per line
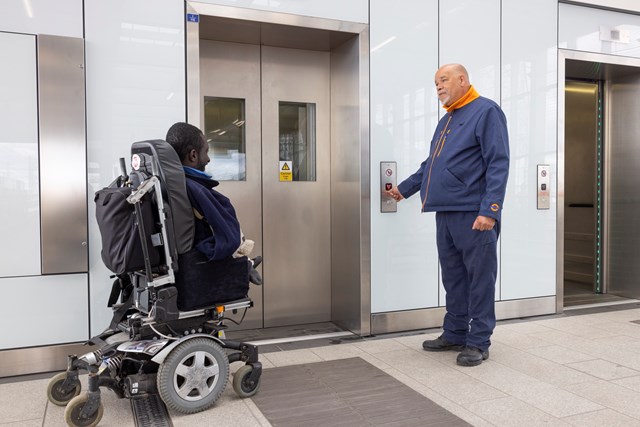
232,364,261,398
47,372,81,406
64,393,104,427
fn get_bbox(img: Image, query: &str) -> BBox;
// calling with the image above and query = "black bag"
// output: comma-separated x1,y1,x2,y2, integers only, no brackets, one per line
174,248,249,311
95,186,160,274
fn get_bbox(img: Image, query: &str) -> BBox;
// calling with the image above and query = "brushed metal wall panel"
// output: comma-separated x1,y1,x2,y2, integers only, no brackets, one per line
330,35,370,335
0,343,86,377
37,35,87,274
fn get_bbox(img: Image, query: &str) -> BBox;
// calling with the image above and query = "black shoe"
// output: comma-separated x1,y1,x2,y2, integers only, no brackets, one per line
456,346,489,366
422,335,465,352
249,267,262,286
252,256,262,269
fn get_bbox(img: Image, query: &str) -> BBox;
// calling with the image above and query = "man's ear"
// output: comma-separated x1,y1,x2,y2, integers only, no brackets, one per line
185,148,198,166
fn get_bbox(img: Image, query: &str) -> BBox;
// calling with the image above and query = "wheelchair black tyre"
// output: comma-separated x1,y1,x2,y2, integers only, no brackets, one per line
46,372,81,406
63,393,104,427
232,365,261,398
157,338,229,414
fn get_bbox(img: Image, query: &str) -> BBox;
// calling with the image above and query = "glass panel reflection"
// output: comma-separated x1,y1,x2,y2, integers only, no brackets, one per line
203,96,246,181
279,101,316,181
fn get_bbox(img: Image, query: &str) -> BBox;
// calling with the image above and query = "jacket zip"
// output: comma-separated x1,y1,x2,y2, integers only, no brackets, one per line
422,113,453,211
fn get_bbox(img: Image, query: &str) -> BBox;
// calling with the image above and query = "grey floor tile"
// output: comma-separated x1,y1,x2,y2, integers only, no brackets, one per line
566,359,640,380
564,379,640,419
490,343,596,386
467,396,570,427
0,377,47,424
612,375,640,392
527,344,596,365
563,408,640,427
261,348,323,367
591,320,640,339
491,328,556,350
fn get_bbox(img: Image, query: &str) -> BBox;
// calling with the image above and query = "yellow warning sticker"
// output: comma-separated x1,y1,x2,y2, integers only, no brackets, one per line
279,161,292,181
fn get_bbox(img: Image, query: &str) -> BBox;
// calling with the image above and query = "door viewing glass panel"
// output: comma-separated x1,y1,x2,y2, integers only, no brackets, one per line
279,101,316,181
203,96,246,181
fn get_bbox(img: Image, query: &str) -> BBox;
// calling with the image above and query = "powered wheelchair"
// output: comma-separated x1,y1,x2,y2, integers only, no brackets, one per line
46,140,262,427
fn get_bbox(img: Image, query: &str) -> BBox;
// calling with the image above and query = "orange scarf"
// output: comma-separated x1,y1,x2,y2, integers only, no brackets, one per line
444,85,479,113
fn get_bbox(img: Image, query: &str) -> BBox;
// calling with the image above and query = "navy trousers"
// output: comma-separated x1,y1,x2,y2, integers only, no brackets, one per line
436,211,499,351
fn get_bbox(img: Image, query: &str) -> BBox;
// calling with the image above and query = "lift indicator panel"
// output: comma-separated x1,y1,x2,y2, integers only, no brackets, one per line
380,161,397,213
537,164,550,210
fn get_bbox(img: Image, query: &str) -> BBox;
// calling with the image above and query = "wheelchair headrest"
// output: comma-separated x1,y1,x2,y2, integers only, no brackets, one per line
130,139,194,255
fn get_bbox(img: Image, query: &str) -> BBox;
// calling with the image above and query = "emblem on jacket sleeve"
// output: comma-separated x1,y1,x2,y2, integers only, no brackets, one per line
490,203,500,212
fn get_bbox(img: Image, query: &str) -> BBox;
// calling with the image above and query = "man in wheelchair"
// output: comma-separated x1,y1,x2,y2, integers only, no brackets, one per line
165,122,262,288
47,129,263,427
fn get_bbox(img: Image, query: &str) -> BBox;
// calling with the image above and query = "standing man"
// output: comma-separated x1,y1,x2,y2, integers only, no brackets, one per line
387,64,509,366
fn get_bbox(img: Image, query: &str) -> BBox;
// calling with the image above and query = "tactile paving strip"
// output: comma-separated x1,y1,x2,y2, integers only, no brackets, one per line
130,394,173,427
251,357,471,426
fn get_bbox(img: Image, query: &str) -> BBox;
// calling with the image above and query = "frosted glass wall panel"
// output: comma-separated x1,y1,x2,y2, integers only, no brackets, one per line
501,0,557,299
0,32,40,278
559,3,640,59
370,0,439,313
0,0,82,37
0,274,88,349
192,0,368,23
85,0,186,335
438,0,501,305
439,0,500,102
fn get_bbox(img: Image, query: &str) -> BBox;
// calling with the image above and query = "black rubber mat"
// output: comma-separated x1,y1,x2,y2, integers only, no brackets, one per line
130,394,173,427
251,357,471,426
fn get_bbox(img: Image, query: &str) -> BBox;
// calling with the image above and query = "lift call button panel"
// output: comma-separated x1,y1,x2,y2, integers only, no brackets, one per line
380,161,397,213
537,164,550,210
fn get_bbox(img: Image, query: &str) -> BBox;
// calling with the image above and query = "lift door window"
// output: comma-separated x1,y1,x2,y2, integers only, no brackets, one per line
278,101,316,181
203,96,246,181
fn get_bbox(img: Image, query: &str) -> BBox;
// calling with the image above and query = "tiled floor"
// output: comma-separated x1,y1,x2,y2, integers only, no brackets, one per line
5,303,640,426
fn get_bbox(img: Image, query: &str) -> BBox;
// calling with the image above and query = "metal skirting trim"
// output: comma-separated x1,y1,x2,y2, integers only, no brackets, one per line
371,296,557,335
0,342,87,378
247,331,353,346
564,299,640,311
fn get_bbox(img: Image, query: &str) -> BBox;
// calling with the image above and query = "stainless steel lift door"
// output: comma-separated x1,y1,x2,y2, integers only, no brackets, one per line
199,40,263,328
200,41,331,327
261,46,331,327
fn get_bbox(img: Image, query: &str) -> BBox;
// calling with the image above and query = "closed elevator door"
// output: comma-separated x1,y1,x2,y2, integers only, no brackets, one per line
199,40,331,328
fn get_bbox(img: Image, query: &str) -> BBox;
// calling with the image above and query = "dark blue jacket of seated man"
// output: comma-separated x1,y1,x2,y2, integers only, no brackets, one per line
183,166,242,260
165,122,243,261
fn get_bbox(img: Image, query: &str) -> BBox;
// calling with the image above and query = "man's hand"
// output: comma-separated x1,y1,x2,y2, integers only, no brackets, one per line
386,187,404,201
472,215,495,231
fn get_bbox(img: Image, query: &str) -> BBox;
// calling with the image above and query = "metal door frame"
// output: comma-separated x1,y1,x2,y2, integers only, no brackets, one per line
558,49,640,313
185,2,371,335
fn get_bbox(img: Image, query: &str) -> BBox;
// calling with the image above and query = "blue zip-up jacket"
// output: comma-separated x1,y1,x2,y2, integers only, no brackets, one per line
397,96,509,221
183,167,242,260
